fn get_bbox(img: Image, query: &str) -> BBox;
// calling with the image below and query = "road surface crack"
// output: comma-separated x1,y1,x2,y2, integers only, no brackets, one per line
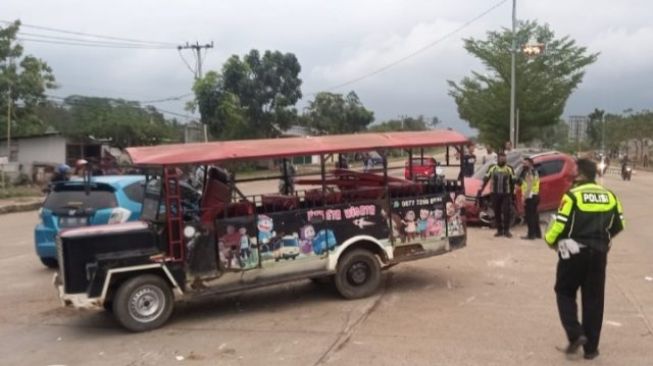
610,273,653,336
312,274,391,365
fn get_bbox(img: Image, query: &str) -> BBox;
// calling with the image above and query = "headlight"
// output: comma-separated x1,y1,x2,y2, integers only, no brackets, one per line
108,207,131,224
183,225,197,239
436,167,445,175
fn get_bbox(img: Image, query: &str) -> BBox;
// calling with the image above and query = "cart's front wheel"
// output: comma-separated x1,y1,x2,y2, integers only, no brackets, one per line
113,274,174,332
39,257,58,269
334,249,381,299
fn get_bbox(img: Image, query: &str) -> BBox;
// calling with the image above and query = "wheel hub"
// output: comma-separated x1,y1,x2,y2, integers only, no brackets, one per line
129,286,165,323
347,262,370,286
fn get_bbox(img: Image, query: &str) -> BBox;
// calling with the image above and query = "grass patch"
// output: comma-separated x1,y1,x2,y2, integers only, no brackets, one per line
0,186,43,200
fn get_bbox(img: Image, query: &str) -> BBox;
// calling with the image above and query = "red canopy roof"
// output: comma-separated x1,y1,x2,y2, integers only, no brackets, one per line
126,130,469,166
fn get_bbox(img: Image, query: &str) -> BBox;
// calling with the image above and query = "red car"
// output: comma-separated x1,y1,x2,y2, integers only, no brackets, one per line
404,157,438,180
464,150,576,226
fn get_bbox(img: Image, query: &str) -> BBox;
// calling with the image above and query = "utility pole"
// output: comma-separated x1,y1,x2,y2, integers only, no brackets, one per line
601,114,605,153
515,108,520,148
6,69,12,164
178,41,213,142
5,86,10,158
178,41,214,80
509,0,517,149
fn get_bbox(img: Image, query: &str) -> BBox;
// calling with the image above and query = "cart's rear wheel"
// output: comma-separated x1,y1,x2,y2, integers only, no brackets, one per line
334,249,381,299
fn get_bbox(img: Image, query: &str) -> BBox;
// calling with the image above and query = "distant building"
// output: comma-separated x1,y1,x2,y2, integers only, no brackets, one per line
184,121,207,143
567,115,589,143
0,131,112,183
280,125,312,138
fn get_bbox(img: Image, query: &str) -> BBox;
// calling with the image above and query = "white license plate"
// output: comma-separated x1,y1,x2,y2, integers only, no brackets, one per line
59,216,88,228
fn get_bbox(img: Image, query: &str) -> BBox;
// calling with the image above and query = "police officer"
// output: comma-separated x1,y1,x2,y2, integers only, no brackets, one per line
544,158,624,360
478,151,516,238
520,157,541,240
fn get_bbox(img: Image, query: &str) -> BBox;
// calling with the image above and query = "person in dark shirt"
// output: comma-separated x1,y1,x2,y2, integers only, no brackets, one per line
477,151,516,237
459,144,477,179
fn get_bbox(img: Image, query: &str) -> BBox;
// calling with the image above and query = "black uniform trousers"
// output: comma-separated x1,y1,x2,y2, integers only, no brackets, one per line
554,248,607,354
492,193,512,234
524,195,541,238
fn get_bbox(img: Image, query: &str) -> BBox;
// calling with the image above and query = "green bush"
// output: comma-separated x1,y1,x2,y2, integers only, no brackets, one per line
0,185,42,199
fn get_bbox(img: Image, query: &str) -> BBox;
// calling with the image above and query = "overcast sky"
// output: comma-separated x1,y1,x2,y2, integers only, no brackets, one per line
4,0,653,135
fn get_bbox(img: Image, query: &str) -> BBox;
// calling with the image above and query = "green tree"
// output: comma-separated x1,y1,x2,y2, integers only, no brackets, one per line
304,91,374,134
537,119,570,150
448,21,598,149
603,110,653,161
192,71,248,139
586,108,604,149
53,96,179,148
0,20,57,138
192,49,302,140
368,115,439,132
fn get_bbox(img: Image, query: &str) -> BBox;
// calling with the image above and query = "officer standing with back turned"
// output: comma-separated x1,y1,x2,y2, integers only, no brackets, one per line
544,158,625,360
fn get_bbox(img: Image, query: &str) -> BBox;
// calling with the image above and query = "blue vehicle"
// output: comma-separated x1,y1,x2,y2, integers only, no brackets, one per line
35,176,146,268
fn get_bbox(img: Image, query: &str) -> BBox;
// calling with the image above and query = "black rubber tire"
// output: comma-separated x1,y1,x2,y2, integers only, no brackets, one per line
112,274,174,332
40,257,58,269
103,300,113,312
334,249,381,299
310,275,334,286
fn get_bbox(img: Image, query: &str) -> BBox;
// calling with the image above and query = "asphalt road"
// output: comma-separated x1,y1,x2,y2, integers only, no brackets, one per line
0,173,651,365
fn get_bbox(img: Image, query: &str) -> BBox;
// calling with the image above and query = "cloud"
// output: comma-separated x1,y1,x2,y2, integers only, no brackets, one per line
588,26,653,78
4,0,653,135
310,18,490,86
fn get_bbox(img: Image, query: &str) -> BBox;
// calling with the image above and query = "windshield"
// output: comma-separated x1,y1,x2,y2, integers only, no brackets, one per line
472,152,524,179
408,158,434,166
141,178,162,221
43,185,117,211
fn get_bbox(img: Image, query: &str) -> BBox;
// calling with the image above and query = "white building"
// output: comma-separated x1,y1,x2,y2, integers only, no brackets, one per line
0,132,109,182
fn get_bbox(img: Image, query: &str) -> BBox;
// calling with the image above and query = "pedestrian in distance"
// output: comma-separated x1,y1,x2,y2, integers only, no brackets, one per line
50,164,71,184
278,159,296,195
458,143,477,179
477,151,516,238
504,140,513,152
520,157,541,240
482,146,496,165
544,158,624,360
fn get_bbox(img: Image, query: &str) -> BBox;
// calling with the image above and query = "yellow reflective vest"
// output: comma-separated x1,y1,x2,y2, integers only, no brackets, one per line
483,164,515,194
520,168,540,198
545,181,624,252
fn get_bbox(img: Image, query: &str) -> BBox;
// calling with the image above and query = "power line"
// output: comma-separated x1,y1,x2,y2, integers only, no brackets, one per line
310,0,509,95
140,93,194,104
44,95,195,119
178,49,197,75
17,37,175,49
46,93,193,105
1,19,177,47
17,31,175,48
153,108,195,119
